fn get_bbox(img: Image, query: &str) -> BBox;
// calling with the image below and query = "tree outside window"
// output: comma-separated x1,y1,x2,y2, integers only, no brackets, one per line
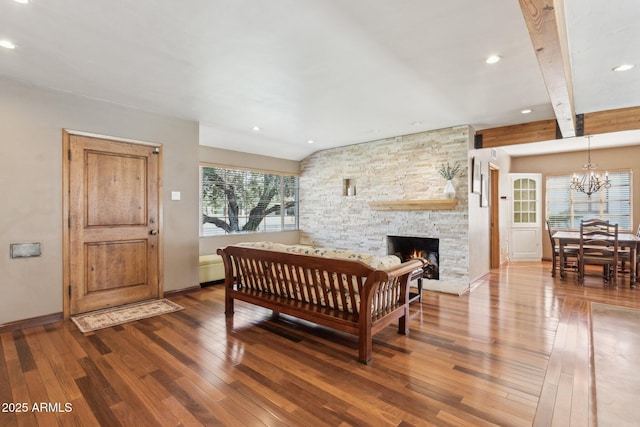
200,166,298,236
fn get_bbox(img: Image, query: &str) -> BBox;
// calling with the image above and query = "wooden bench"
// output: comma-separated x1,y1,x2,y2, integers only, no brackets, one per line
217,245,424,364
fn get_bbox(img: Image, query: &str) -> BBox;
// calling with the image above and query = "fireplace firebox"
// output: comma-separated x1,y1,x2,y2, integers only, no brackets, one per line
387,235,439,280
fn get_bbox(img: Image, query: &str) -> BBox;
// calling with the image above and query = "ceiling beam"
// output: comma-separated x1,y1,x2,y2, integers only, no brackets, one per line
583,106,640,136
475,106,640,148
519,0,576,137
475,120,558,148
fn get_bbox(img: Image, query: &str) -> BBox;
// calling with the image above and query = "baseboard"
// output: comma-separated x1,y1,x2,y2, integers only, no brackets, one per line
200,279,225,287
0,312,63,333
164,285,202,298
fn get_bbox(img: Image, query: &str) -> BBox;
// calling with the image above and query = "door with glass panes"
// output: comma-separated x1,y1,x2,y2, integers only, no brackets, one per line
509,174,542,261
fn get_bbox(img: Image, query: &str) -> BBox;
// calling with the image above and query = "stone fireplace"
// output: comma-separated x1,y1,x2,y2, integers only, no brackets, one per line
298,125,471,288
387,235,439,280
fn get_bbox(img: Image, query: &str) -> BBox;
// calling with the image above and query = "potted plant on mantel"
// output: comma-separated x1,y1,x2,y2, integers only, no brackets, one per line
438,162,460,199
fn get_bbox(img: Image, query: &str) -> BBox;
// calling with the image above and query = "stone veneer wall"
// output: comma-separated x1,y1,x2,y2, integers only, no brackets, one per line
299,125,470,285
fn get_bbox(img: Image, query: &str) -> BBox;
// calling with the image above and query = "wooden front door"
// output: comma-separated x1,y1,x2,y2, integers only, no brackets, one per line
64,132,161,315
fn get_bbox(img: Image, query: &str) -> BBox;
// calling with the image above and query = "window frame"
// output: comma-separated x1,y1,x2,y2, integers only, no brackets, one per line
199,163,299,237
545,168,633,232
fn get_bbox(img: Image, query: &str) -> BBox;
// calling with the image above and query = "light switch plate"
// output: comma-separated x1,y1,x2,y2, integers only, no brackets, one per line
171,191,181,201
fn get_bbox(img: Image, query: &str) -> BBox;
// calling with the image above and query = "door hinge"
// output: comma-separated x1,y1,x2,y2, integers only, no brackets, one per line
68,285,72,298
68,149,72,161
68,217,71,228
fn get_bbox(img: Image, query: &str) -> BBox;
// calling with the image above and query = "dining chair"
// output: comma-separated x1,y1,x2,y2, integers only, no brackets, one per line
546,220,577,277
578,219,619,287
611,224,639,283
625,224,640,286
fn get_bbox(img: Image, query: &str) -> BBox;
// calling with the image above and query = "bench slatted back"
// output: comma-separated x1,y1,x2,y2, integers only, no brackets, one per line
221,245,404,316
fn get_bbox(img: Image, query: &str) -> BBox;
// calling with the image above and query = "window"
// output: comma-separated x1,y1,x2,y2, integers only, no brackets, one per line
513,177,537,225
546,170,632,231
200,165,298,236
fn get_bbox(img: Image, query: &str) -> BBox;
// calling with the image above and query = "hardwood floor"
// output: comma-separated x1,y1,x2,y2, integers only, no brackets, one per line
1,262,639,426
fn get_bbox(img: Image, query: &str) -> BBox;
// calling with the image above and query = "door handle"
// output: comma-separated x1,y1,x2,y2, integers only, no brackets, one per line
150,230,158,235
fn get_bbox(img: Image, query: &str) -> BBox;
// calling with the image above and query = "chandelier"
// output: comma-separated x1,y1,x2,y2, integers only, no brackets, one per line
570,136,611,197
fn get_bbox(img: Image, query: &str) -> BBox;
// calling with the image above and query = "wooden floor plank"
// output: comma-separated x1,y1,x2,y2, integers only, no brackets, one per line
1,261,639,425
95,354,179,427
160,395,206,427
75,375,121,427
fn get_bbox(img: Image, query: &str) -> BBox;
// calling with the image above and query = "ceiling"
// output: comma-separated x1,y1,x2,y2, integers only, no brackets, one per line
1,0,638,160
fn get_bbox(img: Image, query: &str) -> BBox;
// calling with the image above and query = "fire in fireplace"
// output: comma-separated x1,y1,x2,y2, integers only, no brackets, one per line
387,235,439,280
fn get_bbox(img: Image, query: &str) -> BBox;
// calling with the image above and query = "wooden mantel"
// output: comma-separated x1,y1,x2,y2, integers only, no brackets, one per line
368,199,457,211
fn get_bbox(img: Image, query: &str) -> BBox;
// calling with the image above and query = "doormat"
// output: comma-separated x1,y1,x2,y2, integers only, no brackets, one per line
591,302,640,426
71,299,184,333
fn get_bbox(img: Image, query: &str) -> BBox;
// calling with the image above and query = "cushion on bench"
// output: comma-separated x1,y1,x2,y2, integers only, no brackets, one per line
236,241,401,269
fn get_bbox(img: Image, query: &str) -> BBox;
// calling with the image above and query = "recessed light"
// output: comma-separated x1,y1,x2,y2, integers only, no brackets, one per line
0,40,16,49
411,121,423,126
252,126,260,132
13,0,30,4
486,55,501,64
307,140,314,144
612,64,635,72
521,109,533,114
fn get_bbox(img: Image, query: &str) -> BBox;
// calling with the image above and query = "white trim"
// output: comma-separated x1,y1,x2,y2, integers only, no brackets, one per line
64,129,161,147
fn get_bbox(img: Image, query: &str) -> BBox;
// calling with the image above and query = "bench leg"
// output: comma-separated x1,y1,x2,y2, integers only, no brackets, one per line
225,294,234,317
397,304,409,336
358,336,372,365
358,321,373,365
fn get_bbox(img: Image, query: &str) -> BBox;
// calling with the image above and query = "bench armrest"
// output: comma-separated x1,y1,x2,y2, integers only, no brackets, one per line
360,258,426,314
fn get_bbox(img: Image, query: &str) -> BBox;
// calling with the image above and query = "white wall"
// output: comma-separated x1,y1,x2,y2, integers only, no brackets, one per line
0,78,200,325
467,146,512,281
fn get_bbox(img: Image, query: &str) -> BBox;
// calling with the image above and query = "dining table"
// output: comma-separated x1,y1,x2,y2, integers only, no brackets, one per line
552,230,640,286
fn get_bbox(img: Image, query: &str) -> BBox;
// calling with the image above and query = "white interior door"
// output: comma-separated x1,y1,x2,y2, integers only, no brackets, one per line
509,173,542,261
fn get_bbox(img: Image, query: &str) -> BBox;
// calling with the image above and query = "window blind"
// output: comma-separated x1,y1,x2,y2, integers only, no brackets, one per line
200,165,299,236
546,170,632,231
